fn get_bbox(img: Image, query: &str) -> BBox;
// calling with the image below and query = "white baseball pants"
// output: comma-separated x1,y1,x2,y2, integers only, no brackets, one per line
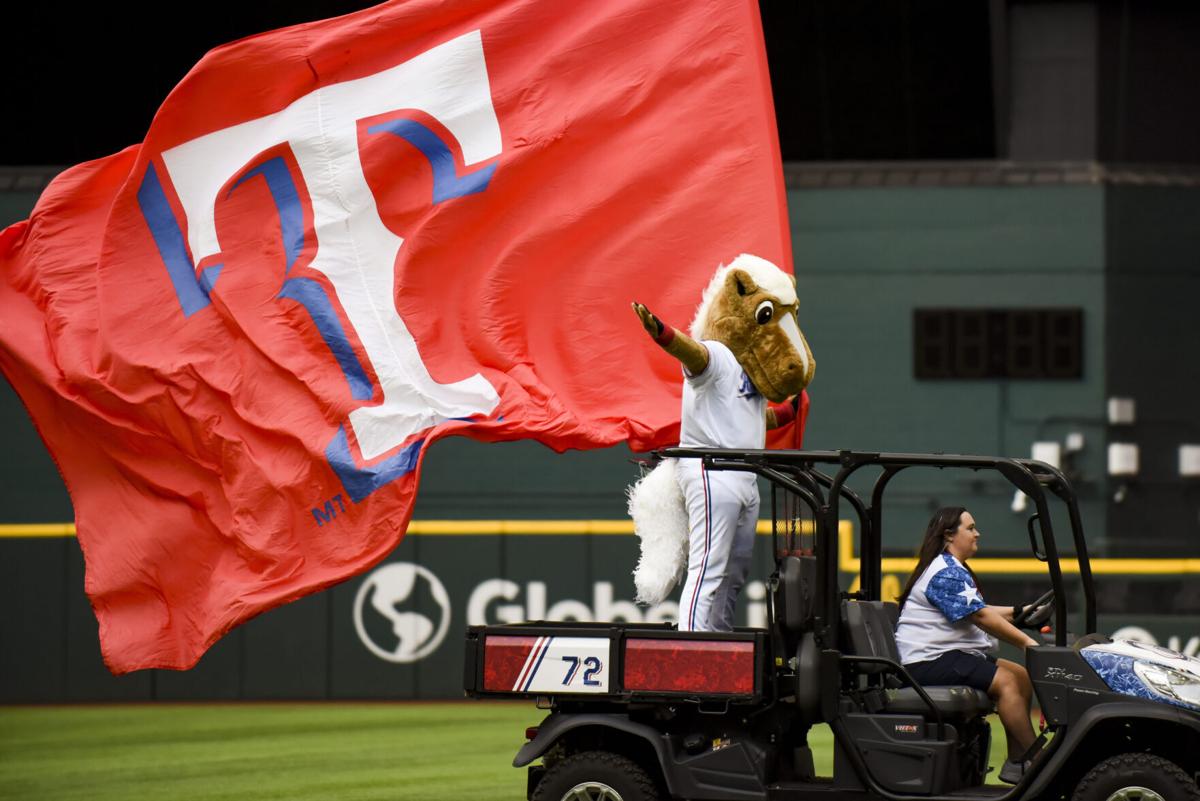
675,459,759,632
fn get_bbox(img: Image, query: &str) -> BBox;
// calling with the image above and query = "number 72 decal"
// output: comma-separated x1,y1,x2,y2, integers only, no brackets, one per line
562,655,603,686
509,636,609,694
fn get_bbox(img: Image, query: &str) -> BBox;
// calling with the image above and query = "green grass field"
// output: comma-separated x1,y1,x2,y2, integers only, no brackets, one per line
1,702,1016,800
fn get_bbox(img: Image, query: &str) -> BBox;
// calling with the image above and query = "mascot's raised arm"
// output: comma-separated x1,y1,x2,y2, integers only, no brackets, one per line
628,253,815,632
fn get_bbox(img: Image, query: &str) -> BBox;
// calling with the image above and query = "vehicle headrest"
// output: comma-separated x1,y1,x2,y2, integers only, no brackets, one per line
774,554,816,632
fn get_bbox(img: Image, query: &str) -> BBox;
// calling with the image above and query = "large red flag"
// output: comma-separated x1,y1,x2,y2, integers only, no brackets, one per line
0,0,797,673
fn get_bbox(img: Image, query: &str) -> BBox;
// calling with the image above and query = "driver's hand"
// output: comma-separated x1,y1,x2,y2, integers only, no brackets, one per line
1025,602,1054,628
1015,600,1054,630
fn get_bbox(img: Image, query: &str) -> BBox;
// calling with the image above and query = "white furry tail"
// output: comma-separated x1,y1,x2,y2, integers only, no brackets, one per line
627,459,690,606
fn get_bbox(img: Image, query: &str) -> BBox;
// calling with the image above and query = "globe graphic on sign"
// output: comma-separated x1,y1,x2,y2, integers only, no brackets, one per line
353,562,452,663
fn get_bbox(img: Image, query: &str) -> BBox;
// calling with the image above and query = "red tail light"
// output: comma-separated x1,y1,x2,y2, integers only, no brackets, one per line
525,726,539,740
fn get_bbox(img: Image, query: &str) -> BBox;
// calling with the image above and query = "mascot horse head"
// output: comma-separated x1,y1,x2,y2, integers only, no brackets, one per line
689,253,815,402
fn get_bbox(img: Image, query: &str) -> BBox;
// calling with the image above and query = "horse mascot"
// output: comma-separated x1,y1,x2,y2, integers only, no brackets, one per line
629,253,815,631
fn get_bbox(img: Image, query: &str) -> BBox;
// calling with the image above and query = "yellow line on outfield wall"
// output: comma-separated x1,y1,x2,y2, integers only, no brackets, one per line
415,519,829,536
0,523,76,538
2,520,1196,575
409,520,635,535
836,527,1200,576
0,519,796,538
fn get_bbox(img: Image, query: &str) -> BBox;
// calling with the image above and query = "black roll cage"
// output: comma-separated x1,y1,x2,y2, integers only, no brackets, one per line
661,448,1098,651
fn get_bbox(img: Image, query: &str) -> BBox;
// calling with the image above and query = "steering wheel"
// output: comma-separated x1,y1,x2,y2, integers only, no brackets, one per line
1013,588,1055,629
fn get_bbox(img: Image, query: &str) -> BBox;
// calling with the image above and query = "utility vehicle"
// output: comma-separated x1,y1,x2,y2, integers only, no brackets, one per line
464,448,1200,801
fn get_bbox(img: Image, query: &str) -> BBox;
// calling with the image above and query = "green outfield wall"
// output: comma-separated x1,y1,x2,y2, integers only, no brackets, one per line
2,523,1197,702
2,167,1198,700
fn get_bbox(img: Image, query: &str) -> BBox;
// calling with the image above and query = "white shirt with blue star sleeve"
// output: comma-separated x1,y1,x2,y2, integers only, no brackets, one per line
895,553,996,665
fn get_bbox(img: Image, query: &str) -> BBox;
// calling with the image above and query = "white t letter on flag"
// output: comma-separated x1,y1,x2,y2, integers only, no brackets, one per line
159,31,502,459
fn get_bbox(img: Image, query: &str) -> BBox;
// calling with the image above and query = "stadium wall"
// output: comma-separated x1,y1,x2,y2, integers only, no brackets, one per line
3,523,1197,703
2,169,1198,701
1105,185,1200,556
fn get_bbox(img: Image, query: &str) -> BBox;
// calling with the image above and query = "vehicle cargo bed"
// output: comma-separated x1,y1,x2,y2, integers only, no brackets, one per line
464,621,767,702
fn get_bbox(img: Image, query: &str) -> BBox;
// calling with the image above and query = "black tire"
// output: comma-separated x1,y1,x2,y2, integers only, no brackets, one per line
1072,753,1200,801
532,750,662,801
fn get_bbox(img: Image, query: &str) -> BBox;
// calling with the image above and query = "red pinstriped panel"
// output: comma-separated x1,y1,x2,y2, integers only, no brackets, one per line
623,638,755,694
482,635,538,691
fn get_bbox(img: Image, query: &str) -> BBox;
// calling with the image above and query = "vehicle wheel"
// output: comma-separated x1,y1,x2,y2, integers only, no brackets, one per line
532,750,662,801
1072,753,1200,801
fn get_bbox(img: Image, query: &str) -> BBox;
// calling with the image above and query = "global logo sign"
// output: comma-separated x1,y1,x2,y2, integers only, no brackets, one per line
352,569,776,664
353,562,452,663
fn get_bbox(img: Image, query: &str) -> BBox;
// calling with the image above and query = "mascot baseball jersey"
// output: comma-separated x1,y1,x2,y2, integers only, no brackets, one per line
678,341,766,450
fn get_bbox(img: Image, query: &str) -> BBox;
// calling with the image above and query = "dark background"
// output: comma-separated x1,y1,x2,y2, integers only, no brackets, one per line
5,1,1199,167
2,2,377,165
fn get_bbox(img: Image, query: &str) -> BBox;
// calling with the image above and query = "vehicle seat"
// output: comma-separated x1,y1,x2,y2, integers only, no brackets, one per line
774,554,816,634
842,600,993,720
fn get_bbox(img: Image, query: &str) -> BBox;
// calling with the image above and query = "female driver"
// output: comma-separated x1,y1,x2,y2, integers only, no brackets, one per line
894,507,1043,784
